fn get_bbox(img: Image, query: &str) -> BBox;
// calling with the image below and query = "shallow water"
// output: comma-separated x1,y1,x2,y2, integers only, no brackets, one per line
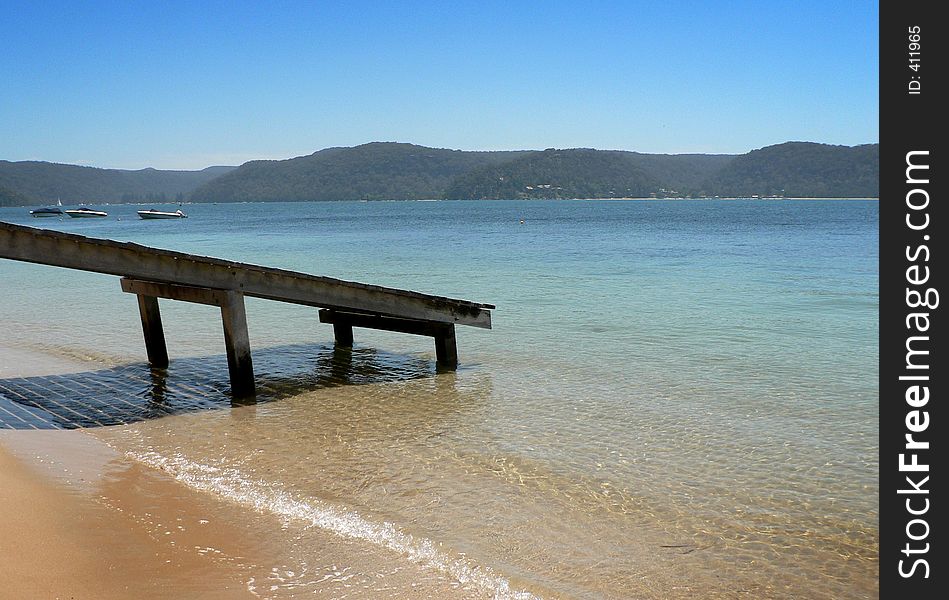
0,199,878,598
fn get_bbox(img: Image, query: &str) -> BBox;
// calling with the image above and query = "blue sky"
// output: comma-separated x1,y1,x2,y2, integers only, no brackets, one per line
1,0,878,169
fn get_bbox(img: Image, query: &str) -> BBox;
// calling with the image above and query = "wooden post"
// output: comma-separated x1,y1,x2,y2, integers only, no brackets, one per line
220,291,255,398
136,294,169,368
434,325,458,370
333,321,354,347
319,309,461,369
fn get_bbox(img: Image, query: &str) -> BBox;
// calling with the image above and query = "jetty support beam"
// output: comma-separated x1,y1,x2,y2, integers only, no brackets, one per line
136,294,169,368
319,309,459,370
332,322,354,348
220,290,255,398
121,278,256,398
433,325,458,368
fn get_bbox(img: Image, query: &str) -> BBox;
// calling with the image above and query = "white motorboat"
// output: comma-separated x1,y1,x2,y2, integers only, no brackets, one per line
137,208,188,219
64,207,108,218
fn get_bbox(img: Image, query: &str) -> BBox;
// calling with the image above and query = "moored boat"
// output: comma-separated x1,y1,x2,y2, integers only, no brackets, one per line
137,208,188,219
29,207,64,217
64,207,109,218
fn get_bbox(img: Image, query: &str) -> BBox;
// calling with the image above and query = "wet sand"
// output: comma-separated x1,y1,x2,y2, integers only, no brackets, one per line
0,433,257,599
0,432,499,600
0,343,497,599
0,343,254,599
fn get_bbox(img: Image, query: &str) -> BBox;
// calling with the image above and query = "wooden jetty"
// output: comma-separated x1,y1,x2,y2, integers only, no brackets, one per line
0,222,493,398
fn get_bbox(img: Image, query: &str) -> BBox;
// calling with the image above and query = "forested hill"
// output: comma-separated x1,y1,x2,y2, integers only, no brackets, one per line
444,149,661,199
190,142,529,202
443,149,741,199
444,143,877,199
0,184,32,207
0,162,235,206
2,141,879,207
193,142,878,202
701,142,879,198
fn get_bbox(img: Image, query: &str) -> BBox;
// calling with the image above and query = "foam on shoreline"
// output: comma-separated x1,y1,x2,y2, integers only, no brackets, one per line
0,343,521,599
0,429,257,599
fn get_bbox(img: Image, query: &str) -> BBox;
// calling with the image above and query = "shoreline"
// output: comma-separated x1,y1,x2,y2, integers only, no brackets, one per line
0,428,501,600
0,432,258,600
0,343,504,599
6,196,881,209
1,343,258,599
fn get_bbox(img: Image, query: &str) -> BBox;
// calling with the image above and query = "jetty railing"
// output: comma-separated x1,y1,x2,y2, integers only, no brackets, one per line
1,222,493,398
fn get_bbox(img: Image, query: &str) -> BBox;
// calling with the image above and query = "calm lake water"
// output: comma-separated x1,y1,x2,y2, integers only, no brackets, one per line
0,199,878,598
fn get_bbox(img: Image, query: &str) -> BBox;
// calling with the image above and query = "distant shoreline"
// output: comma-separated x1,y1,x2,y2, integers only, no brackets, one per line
3,196,880,209
2,141,879,207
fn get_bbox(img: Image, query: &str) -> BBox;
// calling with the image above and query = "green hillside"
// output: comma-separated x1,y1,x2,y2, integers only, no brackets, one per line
0,184,33,206
0,162,235,206
193,141,877,201
701,142,879,197
190,143,529,202
2,141,879,207
444,149,661,199
623,152,735,195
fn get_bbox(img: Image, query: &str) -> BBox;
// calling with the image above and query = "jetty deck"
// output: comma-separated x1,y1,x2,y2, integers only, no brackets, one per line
1,221,493,398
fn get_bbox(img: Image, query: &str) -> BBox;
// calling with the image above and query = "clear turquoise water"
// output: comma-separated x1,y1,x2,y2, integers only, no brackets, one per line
0,200,878,598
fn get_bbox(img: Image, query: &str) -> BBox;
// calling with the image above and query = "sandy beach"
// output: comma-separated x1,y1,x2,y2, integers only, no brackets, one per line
0,343,258,599
0,342,501,599
0,438,259,599
0,433,496,600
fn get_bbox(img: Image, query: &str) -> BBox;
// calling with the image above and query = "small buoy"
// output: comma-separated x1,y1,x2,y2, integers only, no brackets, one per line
519,219,525,224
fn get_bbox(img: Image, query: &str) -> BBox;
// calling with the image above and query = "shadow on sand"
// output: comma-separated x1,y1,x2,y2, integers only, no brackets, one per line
0,344,437,430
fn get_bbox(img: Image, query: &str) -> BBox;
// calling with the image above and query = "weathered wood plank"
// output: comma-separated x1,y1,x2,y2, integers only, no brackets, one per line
332,323,354,347
220,291,255,398
120,278,256,397
136,295,169,368
1,222,493,328
318,309,454,337
434,326,458,369
122,278,230,307
320,309,459,370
